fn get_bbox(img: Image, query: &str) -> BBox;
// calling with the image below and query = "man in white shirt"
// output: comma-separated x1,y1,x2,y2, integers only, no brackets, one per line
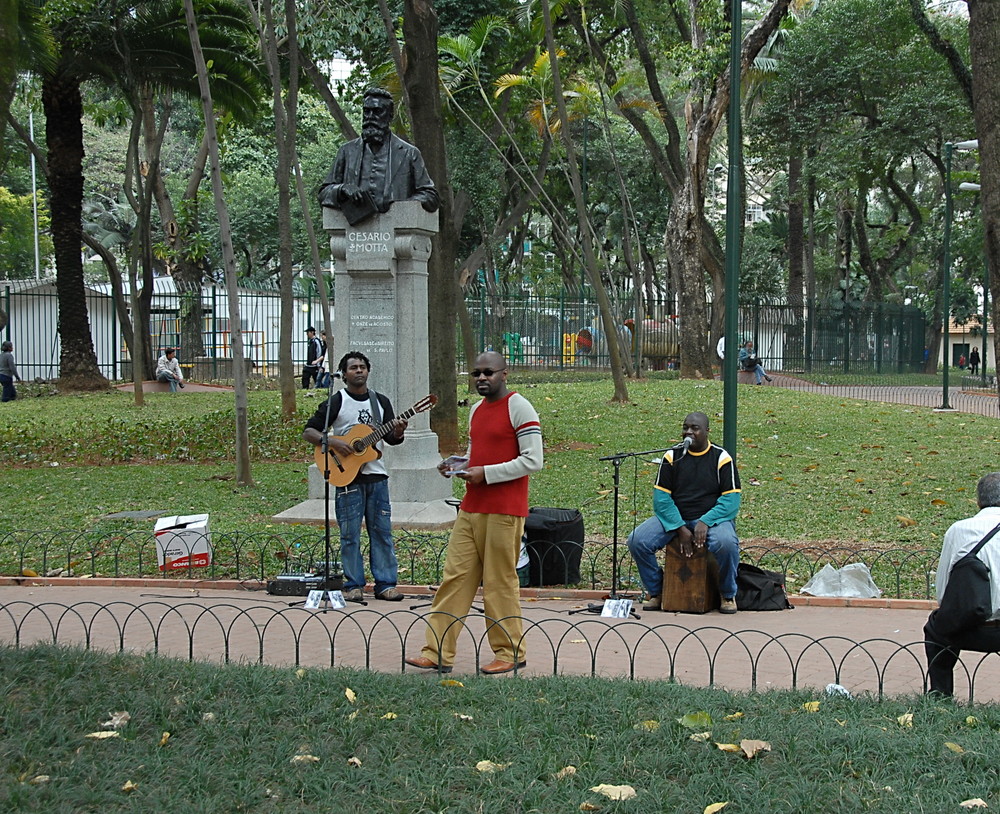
155,348,185,393
924,472,1000,696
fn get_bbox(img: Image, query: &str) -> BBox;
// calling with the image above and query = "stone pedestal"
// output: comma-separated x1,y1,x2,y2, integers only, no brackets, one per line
272,202,455,528
321,202,450,507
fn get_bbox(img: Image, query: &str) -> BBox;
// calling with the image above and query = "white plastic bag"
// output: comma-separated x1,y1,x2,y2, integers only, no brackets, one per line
800,562,881,599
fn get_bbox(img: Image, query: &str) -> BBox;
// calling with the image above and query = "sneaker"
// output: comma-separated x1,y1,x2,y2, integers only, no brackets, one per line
642,595,662,611
375,587,404,601
764,375,773,383
719,597,738,614
343,588,364,602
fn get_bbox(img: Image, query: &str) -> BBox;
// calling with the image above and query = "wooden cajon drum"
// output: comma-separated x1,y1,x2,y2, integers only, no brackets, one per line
661,541,720,613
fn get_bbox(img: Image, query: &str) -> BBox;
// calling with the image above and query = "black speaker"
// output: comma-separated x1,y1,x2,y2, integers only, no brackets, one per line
523,507,585,586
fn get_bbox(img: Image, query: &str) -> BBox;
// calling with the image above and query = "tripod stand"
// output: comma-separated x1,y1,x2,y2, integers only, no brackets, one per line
568,446,672,619
288,375,363,611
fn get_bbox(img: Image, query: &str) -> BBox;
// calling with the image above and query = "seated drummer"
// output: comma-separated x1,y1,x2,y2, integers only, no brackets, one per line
627,411,742,613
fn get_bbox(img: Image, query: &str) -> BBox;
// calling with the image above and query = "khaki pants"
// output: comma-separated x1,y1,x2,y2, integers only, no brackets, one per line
421,510,526,666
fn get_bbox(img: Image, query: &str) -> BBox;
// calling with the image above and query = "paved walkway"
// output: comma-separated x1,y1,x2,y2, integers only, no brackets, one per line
3,580,998,703
768,374,998,418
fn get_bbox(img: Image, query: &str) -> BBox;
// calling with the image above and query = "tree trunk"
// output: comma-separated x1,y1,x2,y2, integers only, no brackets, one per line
540,0,629,401
42,72,109,390
184,0,252,485
403,0,459,452
968,0,1000,395
787,150,804,311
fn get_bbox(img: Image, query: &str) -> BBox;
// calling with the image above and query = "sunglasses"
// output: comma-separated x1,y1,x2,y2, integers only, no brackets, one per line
470,368,506,378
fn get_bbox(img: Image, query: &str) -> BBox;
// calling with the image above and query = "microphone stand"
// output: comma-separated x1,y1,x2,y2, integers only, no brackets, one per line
568,446,673,619
292,373,366,610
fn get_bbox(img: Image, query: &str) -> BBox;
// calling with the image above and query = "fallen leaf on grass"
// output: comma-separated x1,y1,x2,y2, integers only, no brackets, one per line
121,780,138,793
945,742,966,754
158,732,170,747
475,760,509,773
202,712,216,722
290,754,320,765
440,679,465,687
633,720,660,732
28,775,50,785
101,711,131,730
453,713,474,722
960,800,988,809
677,711,713,729
715,743,741,753
723,712,743,721
381,712,397,720
579,804,601,812
896,515,918,528
802,701,820,713
346,710,359,721
295,669,306,679
897,713,914,727
552,766,577,780
740,740,771,759
704,804,730,814
347,756,362,768
966,716,979,726
689,732,712,742
344,688,357,704
931,499,948,506
590,784,636,801
85,731,120,740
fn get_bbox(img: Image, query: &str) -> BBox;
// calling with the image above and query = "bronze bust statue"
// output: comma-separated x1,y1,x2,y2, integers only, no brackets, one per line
318,88,439,225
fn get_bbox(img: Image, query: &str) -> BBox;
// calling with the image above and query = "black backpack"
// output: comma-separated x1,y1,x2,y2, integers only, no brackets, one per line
735,563,793,611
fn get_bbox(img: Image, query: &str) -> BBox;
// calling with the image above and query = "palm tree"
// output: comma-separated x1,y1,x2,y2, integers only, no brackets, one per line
36,0,258,388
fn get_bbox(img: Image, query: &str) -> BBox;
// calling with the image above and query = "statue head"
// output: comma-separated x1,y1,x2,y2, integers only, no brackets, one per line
361,88,394,149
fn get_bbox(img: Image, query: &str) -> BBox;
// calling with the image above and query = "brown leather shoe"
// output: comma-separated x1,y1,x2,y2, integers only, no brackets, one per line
719,597,738,614
405,655,452,673
479,659,527,675
642,595,662,611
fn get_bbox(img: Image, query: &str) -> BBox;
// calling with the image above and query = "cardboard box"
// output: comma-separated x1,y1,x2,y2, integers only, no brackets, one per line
154,514,212,571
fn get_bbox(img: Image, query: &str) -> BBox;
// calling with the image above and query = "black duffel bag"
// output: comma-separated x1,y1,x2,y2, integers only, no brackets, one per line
735,563,793,611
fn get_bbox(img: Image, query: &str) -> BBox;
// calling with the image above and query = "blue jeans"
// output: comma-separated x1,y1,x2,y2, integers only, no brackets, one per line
627,515,740,599
335,478,398,594
157,371,179,392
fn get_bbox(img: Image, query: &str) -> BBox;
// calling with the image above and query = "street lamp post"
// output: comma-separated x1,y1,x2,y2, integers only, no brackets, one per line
938,139,979,411
939,141,954,410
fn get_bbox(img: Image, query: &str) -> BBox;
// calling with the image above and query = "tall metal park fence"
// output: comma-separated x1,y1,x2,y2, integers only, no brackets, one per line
4,281,995,402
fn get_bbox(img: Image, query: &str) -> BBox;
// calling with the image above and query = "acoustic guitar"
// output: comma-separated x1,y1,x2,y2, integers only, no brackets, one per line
314,394,437,487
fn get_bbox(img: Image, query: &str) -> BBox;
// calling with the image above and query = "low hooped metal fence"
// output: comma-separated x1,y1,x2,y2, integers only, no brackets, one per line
0,529,939,599
1,597,998,702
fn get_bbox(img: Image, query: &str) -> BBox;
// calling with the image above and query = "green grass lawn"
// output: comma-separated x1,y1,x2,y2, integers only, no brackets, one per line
3,645,999,813
0,376,997,590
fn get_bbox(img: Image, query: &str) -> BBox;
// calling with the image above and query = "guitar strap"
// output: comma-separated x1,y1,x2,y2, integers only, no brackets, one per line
368,389,382,425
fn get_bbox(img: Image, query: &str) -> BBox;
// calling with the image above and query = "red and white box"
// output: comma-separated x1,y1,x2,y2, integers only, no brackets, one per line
154,514,212,571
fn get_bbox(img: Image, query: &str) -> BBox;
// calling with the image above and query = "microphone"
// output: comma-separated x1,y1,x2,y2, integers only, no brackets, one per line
676,436,691,457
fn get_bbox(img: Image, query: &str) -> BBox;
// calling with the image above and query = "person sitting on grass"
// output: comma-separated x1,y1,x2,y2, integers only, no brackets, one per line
155,348,185,392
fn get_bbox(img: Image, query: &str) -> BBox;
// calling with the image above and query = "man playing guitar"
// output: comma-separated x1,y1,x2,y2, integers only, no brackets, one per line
302,351,408,602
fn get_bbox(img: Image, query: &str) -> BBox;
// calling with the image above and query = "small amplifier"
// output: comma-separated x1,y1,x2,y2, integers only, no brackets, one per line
266,572,344,597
